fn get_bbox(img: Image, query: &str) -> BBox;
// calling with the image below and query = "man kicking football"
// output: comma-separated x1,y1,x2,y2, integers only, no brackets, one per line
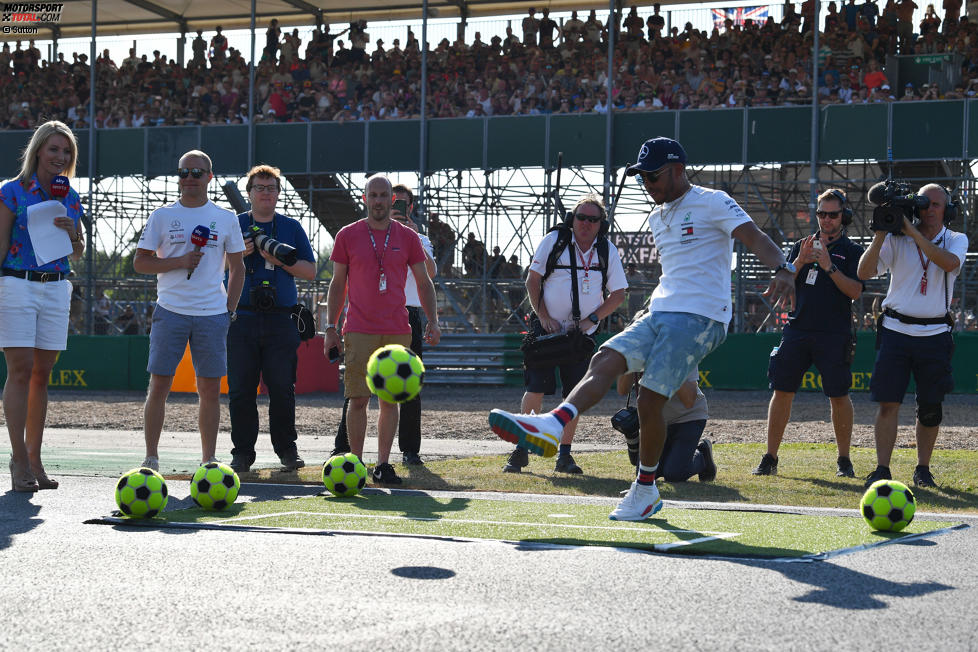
489,137,795,520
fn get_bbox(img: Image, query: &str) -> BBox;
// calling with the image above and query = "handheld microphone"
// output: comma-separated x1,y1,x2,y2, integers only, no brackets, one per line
51,175,70,200
187,225,211,279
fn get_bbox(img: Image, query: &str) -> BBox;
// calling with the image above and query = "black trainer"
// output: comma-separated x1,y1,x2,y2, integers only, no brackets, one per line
913,465,937,488
279,452,305,471
863,465,892,488
329,447,350,458
229,456,252,473
836,456,855,478
751,453,778,476
402,452,424,466
554,453,583,474
371,462,403,485
502,447,528,473
698,439,717,481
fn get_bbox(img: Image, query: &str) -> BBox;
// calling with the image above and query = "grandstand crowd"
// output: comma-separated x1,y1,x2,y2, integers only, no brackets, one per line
2,0,977,129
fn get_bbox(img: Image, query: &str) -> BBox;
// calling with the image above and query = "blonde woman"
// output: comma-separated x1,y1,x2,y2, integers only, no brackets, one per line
0,120,85,491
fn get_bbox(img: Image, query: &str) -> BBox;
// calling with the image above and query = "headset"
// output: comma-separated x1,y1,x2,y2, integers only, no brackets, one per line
942,186,958,225
825,188,853,226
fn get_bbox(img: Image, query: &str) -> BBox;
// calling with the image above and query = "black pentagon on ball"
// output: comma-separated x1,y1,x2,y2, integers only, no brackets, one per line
875,483,892,497
161,483,168,498
372,373,386,388
904,488,916,504
323,462,336,475
888,508,905,523
396,362,414,379
135,485,151,500
394,391,411,402
221,474,235,488
120,502,132,515
145,509,159,518
117,477,128,491
335,482,348,494
342,460,356,473
356,476,366,490
213,500,228,510
198,478,211,492
138,468,154,476
377,349,392,360
418,372,425,384
862,505,875,519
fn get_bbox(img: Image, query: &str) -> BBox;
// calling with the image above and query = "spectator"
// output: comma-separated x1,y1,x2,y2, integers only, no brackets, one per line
210,26,228,63
462,231,487,277
539,8,558,49
264,19,281,63
427,212,455,275
115,304,140,334
522,8,540,47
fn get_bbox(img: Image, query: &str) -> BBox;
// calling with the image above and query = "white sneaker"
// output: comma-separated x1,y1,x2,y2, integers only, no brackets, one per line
609,481,662,521
141,456,159,471
488,408,562,457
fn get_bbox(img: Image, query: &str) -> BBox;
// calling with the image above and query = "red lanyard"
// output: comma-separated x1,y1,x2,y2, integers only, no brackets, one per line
575,242,595,279
915,244,929,295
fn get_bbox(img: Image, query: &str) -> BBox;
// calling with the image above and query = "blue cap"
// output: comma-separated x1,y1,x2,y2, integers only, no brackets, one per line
625,137,687,176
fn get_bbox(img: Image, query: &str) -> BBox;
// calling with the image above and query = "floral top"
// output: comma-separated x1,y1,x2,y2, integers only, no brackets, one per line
0,174,83,272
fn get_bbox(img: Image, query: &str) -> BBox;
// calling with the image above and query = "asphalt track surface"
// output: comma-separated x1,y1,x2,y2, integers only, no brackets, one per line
2,429,978,650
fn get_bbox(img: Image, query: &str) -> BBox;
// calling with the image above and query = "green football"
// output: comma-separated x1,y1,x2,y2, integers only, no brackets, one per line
861,479,916,532
115,467,169,518
322,453,368,498
190,462,241,511
365,344,425,403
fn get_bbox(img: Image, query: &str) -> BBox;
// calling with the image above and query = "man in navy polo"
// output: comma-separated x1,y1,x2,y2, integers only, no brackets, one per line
753,189,864,478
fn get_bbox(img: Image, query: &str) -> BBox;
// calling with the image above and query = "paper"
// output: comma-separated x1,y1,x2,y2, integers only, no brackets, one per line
26,200,72,265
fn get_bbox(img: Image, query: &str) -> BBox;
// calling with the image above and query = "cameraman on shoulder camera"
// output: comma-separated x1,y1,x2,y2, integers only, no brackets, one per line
227,165,316,474
857,182,969,489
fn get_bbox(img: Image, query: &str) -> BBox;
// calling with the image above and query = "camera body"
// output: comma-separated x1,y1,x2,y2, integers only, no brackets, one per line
611,406,640,466
869,180,930,235
244,224,299,266
249,280,278,312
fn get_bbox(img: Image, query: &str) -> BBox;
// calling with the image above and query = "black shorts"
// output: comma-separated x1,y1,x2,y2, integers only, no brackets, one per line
524,359,589,397
768,327,852,397
870,326,954,404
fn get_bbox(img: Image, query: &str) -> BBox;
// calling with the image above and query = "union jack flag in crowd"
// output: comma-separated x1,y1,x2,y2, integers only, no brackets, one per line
711,6,770,29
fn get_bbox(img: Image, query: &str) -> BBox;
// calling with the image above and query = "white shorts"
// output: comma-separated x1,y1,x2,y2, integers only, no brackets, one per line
0,275,72,350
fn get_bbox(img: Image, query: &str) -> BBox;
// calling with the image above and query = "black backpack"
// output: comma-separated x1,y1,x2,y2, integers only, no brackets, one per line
540,225,611,297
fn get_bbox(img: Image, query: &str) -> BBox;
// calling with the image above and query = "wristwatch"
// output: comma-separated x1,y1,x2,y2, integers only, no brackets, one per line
828,263,839,274
774,261,797,275
587,312,600,324
324,323,337,331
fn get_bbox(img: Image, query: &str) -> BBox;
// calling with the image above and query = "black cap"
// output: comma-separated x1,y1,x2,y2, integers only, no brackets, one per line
625,137,687,176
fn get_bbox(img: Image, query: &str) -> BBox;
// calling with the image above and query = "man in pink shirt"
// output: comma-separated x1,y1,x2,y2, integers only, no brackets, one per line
323,174,441,484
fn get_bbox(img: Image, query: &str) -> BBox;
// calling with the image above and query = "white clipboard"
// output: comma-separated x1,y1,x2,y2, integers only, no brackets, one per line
26,200,73,265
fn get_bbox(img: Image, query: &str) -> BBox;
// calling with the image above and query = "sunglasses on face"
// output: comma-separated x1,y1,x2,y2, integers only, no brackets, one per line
575,214,602,223
816,209,843,219
177,167,209,179
641,167,669,184
250,184,279,193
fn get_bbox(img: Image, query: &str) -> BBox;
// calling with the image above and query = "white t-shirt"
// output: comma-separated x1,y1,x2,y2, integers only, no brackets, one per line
405,232,434,307
529,231,627,334
648,185,752,325
137,200,246,316
877,227,968,336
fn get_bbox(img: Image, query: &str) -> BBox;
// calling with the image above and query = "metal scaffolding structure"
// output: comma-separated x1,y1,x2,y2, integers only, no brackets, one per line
78,157,976,336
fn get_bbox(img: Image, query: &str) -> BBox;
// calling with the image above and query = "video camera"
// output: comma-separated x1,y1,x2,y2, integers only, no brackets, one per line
868,180,930,235
243,224,299,266
250,279,277,312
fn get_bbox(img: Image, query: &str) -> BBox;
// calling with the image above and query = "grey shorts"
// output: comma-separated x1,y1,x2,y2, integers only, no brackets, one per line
147,304,231,378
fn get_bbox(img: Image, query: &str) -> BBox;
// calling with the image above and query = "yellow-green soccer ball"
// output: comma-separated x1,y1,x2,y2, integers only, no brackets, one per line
115,467,169,518
861,479,916,532
365,344,425,403
190,462,241,510
322,453,368,498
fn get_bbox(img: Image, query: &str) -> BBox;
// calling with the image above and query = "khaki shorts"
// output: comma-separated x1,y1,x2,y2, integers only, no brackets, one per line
343,332,412,398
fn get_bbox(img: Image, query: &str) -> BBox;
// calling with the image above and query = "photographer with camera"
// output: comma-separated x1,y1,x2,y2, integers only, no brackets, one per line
227,165,316,474
500,193,627,475
857,182,969,488
753,189,865,479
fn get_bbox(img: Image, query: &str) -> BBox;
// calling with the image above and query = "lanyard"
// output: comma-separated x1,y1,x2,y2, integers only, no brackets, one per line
366,221,392,274
575,241,595,279
915,228,946,296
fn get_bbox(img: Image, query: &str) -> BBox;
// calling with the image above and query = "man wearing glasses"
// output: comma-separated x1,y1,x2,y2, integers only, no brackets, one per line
134,150,246,470
489,137,794,520
753,189,864,479
227,165,316,474
500,193,627,475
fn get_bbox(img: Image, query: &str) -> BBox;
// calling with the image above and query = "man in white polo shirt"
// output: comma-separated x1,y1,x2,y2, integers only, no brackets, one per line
857,184,968,489
489,137,795,520
134,149,246,470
